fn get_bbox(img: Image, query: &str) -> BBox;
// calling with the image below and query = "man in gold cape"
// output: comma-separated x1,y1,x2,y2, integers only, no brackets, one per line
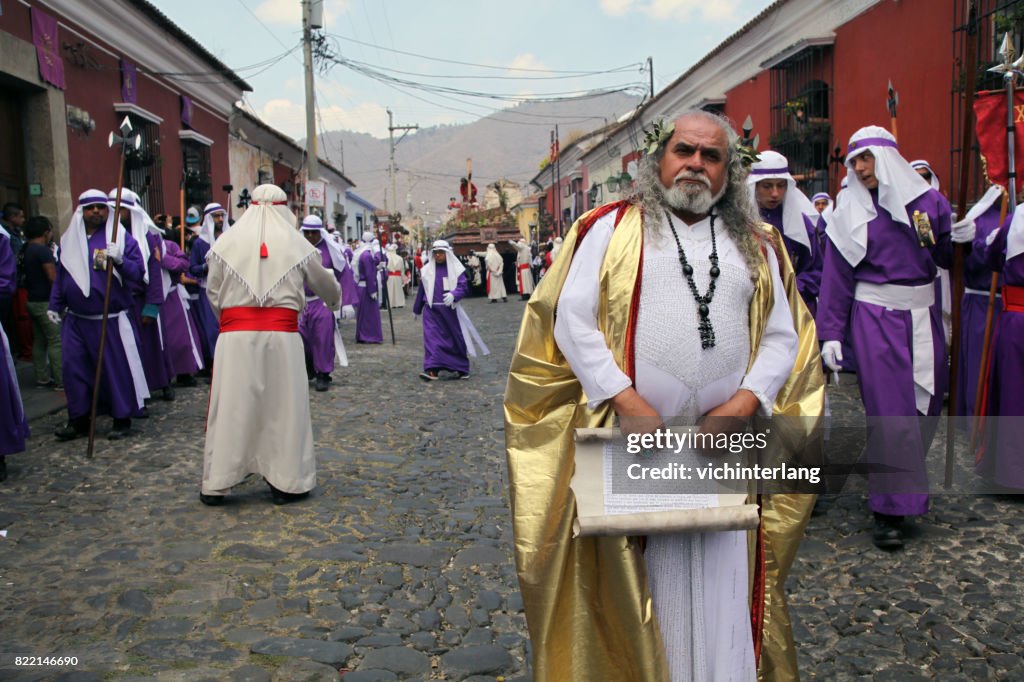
504,112,823,681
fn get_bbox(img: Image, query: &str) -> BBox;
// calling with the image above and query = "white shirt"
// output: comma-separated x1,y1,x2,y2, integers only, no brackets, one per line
553,211,797,415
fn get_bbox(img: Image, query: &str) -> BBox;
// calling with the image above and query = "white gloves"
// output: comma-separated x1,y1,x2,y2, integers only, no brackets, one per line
821,340,843,372
341,305,356,319
47,310,62,325
442,292,455,308
951,218,976,244
370,292,377,301
106,241,124,264
413,313,421,321
376,261,386,271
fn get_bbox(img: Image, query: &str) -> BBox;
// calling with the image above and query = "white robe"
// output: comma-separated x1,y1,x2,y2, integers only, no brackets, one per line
553,211,798,682
386,251,406,308
202,256,341,495
485,253,506,300
511,242,534,295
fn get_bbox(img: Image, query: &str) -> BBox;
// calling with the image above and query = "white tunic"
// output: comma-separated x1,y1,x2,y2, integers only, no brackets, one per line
386,251,406,308
510,241,534,295
553,210,798,682
202,257,341,495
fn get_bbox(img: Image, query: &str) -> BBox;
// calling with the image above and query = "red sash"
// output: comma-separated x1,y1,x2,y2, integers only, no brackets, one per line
1003,284,1024,313
388,270,402,276
219,307,298,333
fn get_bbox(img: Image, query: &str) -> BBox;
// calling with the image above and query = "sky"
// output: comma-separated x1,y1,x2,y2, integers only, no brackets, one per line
155,0,777,141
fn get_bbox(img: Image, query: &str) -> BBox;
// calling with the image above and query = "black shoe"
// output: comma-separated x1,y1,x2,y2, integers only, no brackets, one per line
872,513,905,550
419,370,439,382
489,299,496,303
176,374,198,387
0,457,7,483
161,386,176,402
314,373,330,392
454,371,470,380
199,493,225,506
136,407,150,419
108,418,132,441
266,480,309,505
55,421,89,441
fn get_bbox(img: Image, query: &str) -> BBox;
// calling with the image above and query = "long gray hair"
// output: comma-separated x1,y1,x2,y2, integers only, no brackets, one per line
632,109,764,281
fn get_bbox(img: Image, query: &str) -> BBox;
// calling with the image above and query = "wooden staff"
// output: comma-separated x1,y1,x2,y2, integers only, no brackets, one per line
179,172,186,252
375,221,396,345
87,117,138,458
945,1,978,488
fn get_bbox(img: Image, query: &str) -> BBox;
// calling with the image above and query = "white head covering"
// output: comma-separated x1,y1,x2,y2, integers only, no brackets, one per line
747,150,815,250
361,230,373,243
910,160,941,191
60,189,126,297
419,239,466,309
484,242,502,270
1007,199,1024,262
108,189,153,283
828,126,931,266
301,214,348,273
551,236,563,260
207,185,318,305
198,202,226,245
811,192,834,231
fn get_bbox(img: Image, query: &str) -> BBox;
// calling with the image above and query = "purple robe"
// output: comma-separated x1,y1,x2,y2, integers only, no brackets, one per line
131,232,174,392
957,203,1006,421
412,265,469,373
817,188,952,516
761,205,823,316
160,240,204,375
355,248,383,343
1,322,29,455
340,245,358,308
189,238,219,362
976,219,1024,488
50,229,147,420
300,240,344,374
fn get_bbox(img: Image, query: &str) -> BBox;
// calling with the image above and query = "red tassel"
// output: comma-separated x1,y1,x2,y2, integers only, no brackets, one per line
260,242,268,258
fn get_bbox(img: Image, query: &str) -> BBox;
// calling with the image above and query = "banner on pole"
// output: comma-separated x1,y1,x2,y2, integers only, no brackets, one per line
974,89,1024,195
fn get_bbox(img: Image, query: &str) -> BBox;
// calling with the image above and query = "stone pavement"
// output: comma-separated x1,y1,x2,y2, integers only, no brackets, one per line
0,295,1022,680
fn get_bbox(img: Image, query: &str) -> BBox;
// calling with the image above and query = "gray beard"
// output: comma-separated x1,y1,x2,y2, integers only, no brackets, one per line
663,181,727,216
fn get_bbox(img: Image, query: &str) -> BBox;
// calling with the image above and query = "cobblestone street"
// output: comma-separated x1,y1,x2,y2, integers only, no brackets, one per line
1,295,1023,681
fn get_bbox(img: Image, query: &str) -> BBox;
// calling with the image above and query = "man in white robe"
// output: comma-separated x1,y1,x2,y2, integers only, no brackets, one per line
385,243,407,308
484,243,506,302
200,185,341,506
508,238,534,299
550,111,800,680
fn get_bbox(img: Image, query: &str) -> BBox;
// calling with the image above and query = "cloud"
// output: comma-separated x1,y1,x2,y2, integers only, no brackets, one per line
599,0,741,22
258,98,390,138
254,0,350,27
506,53,551,75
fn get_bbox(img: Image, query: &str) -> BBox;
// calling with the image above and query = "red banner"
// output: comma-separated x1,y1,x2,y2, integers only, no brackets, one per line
973,89,1024,195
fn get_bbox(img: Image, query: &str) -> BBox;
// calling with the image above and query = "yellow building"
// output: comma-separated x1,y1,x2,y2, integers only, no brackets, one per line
511,193,541,242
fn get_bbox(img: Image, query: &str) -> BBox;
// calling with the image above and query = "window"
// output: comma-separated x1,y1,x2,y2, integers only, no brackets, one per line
121,115,163,215
182,139,212,207
767,43,834,196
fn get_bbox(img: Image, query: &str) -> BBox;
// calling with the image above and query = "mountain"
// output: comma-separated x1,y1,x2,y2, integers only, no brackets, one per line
315,91,640,225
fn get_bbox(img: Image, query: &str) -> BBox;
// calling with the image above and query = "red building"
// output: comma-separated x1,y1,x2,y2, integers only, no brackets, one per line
0,0,250,229
580,0,1017,211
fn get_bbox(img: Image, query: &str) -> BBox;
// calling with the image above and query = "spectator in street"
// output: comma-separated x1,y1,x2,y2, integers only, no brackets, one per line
22,216,62,388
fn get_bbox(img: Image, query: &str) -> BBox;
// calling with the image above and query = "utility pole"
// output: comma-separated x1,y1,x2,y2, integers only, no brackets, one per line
302,0,322,189
387,108,418,213
554,123,562,237
647,56,654,99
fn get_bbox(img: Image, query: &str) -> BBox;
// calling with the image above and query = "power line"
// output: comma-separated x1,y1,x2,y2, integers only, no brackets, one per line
327,32,642,74
337,55,644,81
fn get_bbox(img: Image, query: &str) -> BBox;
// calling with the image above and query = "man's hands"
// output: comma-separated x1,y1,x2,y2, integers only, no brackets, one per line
442,292,455,308
698,389,760,447
610,387,664,436
47,310,62,325
821,340,843,372
106,241,124,265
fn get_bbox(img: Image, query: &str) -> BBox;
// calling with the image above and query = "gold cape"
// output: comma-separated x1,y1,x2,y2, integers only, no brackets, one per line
503,202,824,681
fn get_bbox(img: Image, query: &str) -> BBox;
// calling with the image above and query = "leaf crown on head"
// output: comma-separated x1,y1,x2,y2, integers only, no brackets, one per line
643,118,759,168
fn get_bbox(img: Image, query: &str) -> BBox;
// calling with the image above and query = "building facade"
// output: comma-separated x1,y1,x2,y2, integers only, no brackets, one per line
0,0,250,230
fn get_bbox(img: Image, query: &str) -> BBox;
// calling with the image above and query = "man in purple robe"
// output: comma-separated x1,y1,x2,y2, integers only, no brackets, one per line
299,215,348,391
353,231,383,344
113,189,176,404
817,127,973,548
748,150,823,316
159,234,205,387
413,240,488,381
50,189,150,441
189,203,225,366
0,225,29,480
976,200,1024,488
952,185,1007,422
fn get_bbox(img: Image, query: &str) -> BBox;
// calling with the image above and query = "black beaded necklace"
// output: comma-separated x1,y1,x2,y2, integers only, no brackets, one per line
664,210,720,349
